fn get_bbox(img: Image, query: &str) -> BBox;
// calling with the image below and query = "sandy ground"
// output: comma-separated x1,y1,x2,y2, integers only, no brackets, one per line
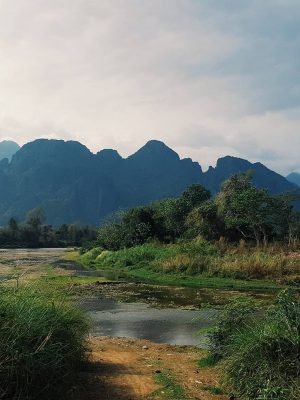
75,336,227,400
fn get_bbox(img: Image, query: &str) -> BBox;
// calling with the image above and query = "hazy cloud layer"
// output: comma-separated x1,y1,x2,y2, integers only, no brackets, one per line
0,0,299,173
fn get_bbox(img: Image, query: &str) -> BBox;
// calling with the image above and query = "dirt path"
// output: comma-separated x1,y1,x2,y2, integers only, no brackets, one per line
75,336,227,400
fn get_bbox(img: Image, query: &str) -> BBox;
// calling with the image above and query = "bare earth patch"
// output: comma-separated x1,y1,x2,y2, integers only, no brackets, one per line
75,336,227,400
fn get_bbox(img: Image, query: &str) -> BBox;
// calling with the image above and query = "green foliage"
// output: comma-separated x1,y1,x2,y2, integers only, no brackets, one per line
185,200,223,240
92,243,175,269
197,355,218,368
216,173,298,246
0,285,88,400
180,184,211,208
96,175,300,251
80,246,103,264
209,290,300,400
208,296,258,361
97,184,212,250
0,211,97,248
79,240,98,254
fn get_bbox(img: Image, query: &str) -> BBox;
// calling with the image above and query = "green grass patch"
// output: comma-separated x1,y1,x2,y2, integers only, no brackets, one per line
203,385,224,395
0,285,89,400
42,275,110,286
152,370,187,400
63,250,80,261
197,354,218,368
78,241,295,291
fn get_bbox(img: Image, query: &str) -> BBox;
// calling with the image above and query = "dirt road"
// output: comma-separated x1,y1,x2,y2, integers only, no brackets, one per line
76,336,227,400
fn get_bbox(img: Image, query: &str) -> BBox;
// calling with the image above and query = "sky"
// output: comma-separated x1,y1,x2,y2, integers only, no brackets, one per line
0,0,299,175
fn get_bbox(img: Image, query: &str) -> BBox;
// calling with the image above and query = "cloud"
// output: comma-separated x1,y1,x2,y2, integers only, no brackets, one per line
0,0,299,174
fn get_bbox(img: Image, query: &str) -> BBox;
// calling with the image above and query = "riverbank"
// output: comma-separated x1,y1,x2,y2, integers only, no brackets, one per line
76,241,300,292
75,336,226,400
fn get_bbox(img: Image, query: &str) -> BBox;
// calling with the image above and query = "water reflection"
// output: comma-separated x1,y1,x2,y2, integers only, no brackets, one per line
82,298,217,346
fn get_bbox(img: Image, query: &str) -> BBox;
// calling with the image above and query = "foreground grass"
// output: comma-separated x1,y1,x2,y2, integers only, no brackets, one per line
77,240,300,291
0,285,89,400
207,290,300,400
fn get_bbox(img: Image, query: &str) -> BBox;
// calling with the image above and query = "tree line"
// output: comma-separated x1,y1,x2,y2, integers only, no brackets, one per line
0,208,97,248
97,172,300,250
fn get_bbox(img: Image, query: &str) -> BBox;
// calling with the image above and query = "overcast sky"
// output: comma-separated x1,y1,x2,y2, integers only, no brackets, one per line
0,0,299,174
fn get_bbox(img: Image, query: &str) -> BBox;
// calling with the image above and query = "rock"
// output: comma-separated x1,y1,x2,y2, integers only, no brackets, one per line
142,345,149,350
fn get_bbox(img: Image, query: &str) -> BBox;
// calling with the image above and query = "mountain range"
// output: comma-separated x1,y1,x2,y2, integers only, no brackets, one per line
0,139,299,226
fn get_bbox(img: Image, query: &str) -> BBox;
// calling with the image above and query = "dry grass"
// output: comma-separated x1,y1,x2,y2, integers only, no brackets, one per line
158,247,300,281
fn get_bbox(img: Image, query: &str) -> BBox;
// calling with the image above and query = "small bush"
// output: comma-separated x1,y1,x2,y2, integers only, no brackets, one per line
0,286,89,400
80,246,103,264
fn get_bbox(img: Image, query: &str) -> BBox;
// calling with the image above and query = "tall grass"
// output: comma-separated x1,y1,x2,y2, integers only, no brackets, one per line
208,290,300,400
84,239,300,283
0,285,89,400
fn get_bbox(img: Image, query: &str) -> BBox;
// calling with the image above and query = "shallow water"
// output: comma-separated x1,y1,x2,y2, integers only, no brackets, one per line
82,297,217,346
0,248,269,346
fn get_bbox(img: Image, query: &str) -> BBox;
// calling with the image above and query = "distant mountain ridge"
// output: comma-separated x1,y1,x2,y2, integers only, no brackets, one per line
0,140,20,161
0,139,298,226
287,172,300,188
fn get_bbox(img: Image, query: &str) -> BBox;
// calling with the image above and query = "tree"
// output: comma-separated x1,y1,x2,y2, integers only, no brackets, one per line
152,199,183,241
26,208,45,230
179,184,211,212
9,217,18,232
185,200,224,240
25,208,46,246
216,173,296,246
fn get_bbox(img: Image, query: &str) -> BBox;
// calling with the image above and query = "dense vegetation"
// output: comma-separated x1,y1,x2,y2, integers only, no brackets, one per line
0,208,97,248
81,241,299,287
79,173,300,291
0,285,88,400
97,173,300,249
207,289,300,400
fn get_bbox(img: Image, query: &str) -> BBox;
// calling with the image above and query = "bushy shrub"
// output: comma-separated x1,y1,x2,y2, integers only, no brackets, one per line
0,286,88,400
179,237,222,257
208,296,258,361
80,246,103,264
208,290,300,400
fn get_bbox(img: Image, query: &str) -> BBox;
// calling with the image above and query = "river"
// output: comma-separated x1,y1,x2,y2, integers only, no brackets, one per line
0,248,268,347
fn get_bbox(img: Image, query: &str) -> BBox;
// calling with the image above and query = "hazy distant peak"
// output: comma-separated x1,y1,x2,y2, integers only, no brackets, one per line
287,172,300,188
0,140,19,146
0,140,20,161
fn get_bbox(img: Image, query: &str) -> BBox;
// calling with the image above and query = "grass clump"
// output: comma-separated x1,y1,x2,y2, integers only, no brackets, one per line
0,285,89,400
152,370,187,400
207,289,300,400
80,246,103,265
